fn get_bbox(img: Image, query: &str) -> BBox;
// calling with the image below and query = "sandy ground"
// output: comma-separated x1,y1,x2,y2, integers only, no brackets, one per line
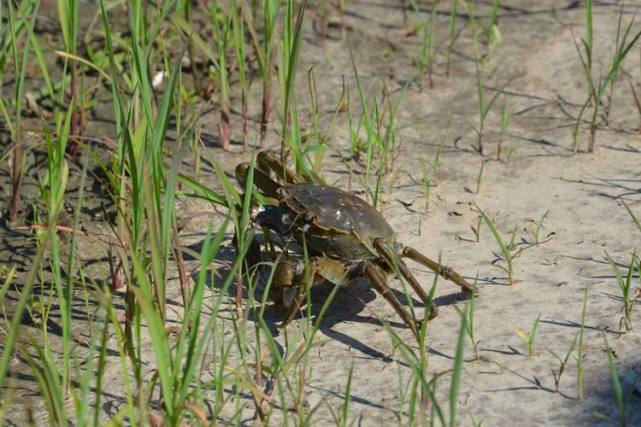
3,0,641,425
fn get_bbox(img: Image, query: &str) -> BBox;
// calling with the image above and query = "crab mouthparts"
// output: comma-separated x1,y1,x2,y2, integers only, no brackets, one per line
254,205,286,232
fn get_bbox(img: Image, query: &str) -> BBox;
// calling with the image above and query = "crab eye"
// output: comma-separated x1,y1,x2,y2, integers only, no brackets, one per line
281,213,291,225
252,206,265,219
293,260,304,275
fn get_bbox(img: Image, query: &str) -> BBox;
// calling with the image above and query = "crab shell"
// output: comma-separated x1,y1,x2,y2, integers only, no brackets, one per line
277,184,397,260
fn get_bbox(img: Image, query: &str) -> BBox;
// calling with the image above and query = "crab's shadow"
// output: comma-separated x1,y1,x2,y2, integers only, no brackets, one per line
195,237,470,361
245,266,470,361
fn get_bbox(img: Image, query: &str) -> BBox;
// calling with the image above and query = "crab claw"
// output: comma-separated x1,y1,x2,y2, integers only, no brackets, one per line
235,162,281,199
235,163,250,189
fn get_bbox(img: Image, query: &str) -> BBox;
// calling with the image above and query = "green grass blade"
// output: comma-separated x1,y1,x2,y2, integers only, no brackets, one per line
621,199,641,234
449,302,468,427
475,203,511,264
176,173,229,207
603,334,625,424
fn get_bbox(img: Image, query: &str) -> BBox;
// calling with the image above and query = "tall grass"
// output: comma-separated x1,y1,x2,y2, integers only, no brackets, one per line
241,0,282,145
40,109,74,393
0,0,465,424
278,0,309,173
5,0,39,223
231,0,249,148
0,1,370,421
212,3,232,150
57,0,83,155
348,51,408,207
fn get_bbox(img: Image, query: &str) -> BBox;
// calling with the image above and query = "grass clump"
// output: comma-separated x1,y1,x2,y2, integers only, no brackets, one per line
572,1,641,153
605,251,638,332
508,314,541,356
549,333,578,394
408,0,437,89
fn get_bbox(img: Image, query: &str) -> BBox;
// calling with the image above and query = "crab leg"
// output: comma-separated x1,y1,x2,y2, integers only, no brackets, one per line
361,261,420,338
273,257,346,325
400,246,475,293
373,239,439,320
275,255,424,337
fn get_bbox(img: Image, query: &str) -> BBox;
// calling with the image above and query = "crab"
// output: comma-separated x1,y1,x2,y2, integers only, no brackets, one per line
236,151,475,337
